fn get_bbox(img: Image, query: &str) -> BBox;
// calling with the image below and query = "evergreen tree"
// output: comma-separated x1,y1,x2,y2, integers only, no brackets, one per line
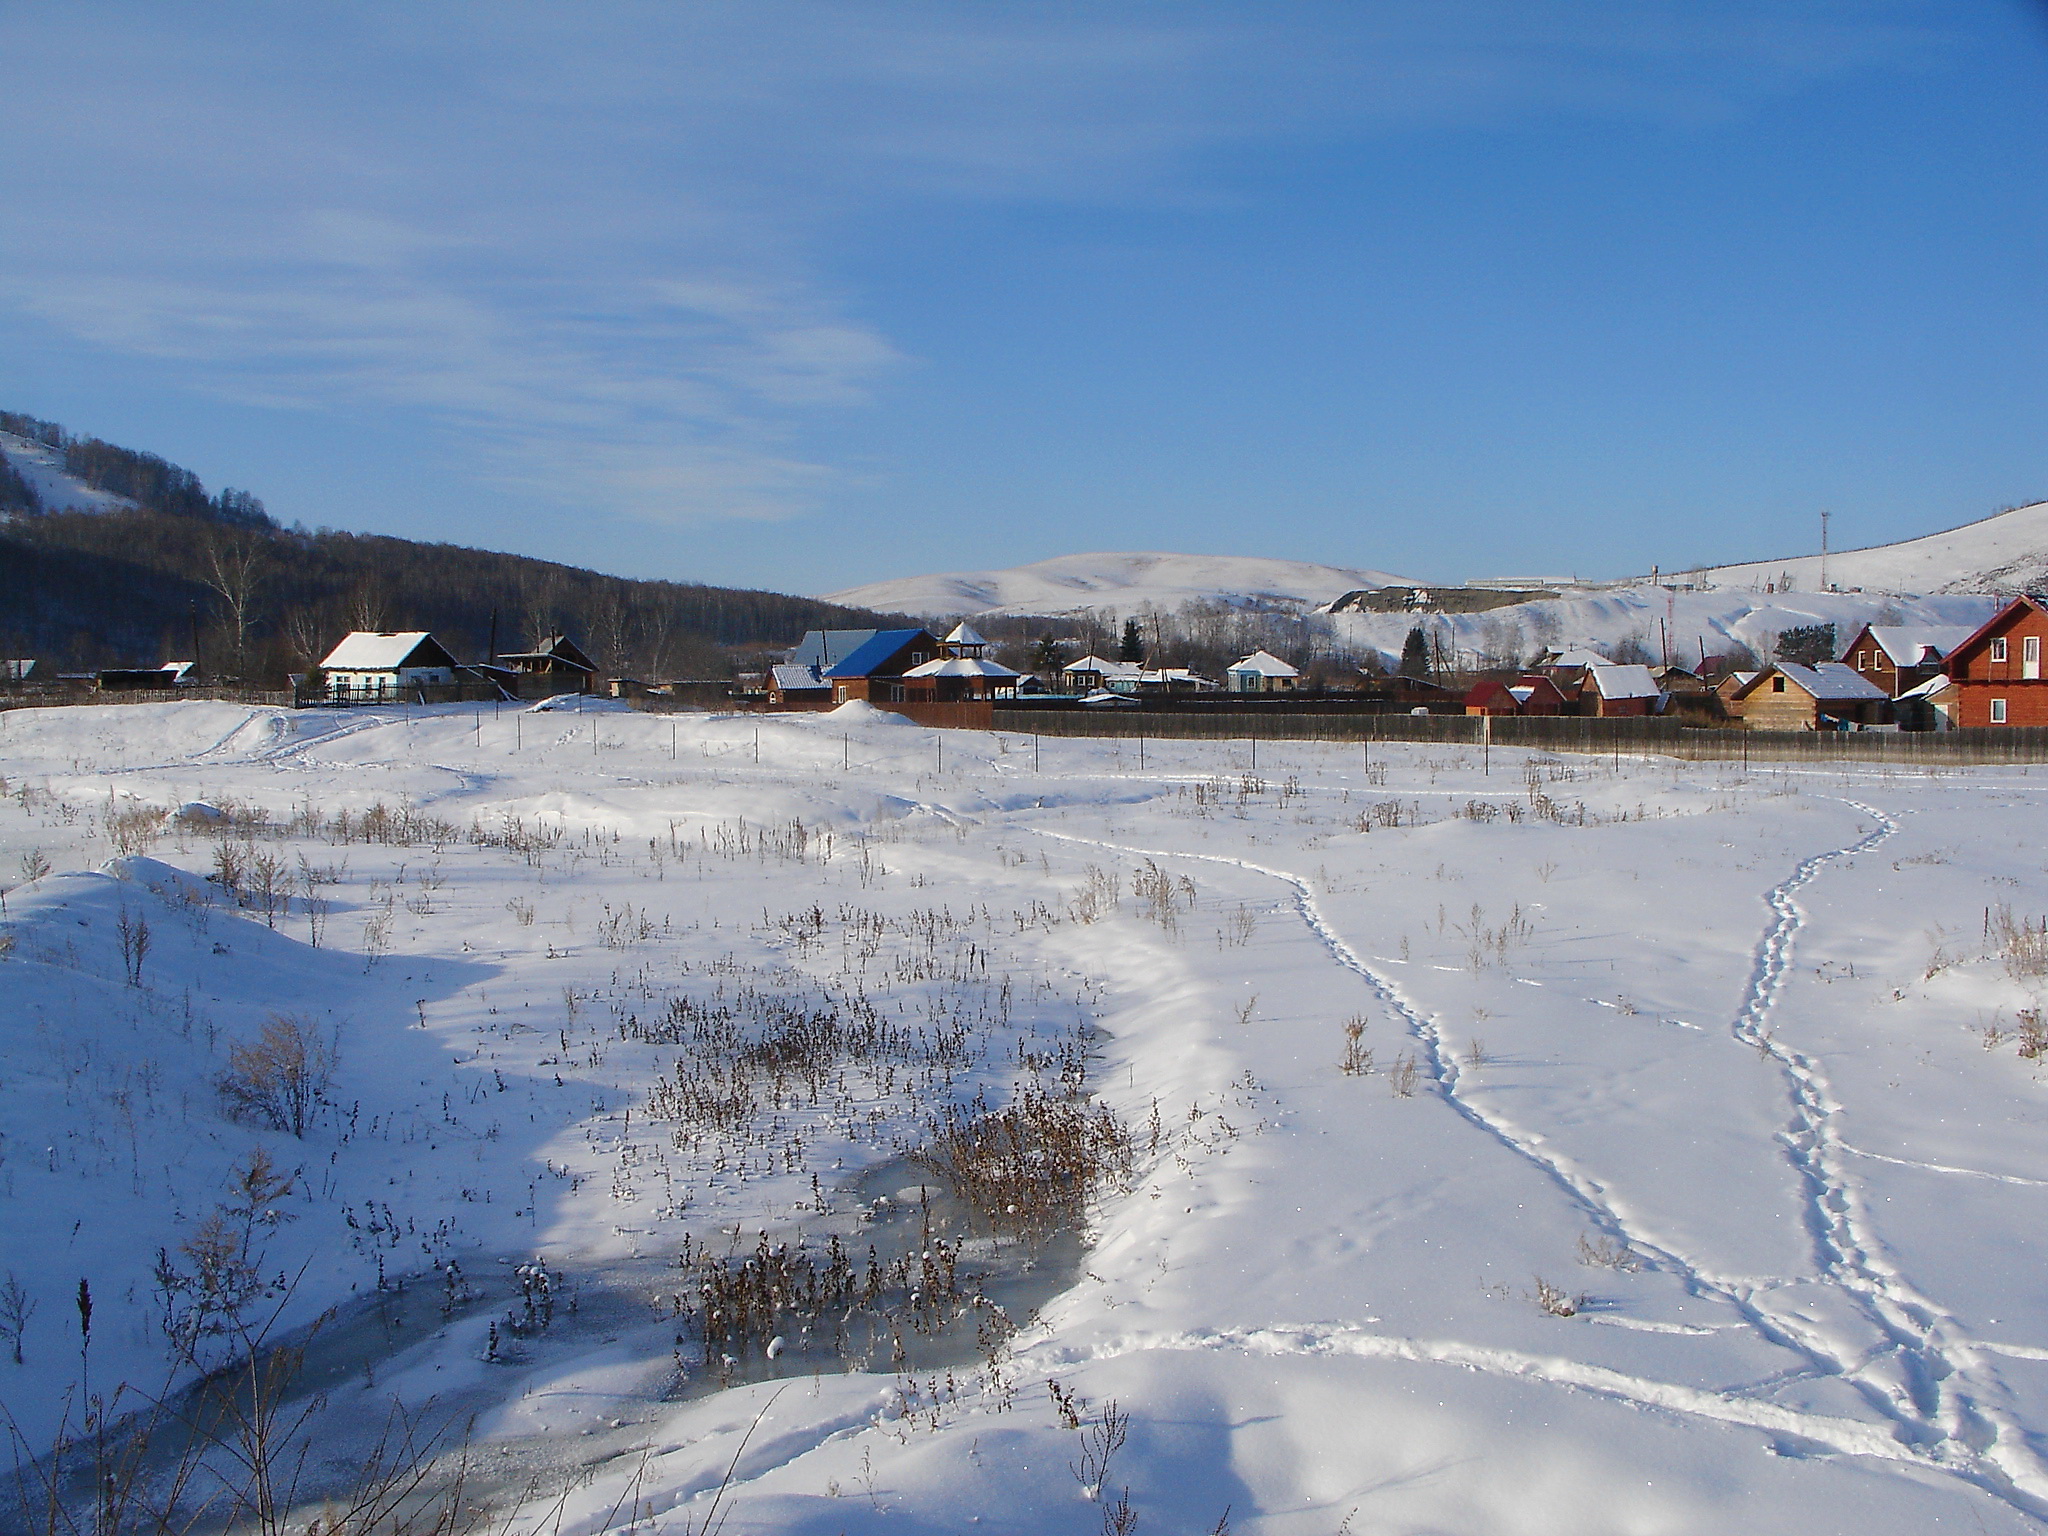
1774,623,1837,666
1398,625,1430,678
1118,617,1145,663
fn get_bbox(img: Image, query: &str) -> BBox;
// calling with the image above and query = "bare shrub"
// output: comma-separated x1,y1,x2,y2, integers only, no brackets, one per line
216,1015,334,1137
2018,1009,2048,1062
1070,1397,1129,1502
505,896,536,926
115,908,150,988
1991,905,2048,981
1387,1053,1419,1098
18,848,51,883
153,1149,295,1365
211,840,246,900
1575,1233,1641,1272
1531,1275,1586,1317
1339,1017,1373,1076
0,1273,33,1365
1131,861,1195,934
913,1088,1133,1242
104,801,168,857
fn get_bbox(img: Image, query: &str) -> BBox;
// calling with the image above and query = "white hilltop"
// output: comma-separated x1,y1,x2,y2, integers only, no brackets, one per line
0,429,138,513
823,550,1418,618
1685,501,2048,595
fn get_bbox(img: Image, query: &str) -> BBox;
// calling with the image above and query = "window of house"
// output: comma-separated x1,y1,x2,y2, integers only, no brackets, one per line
1991,698,2008,724
911,652,927,664
1771,675,1786,693
1991,638,2009,662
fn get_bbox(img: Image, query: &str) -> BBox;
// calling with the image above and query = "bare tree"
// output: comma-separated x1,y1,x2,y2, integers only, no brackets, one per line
199,532,271,681
0,1272,33,1365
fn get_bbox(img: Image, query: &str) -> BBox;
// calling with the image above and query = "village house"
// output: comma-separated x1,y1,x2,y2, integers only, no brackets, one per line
1227,650,1301,693
497,633,597,695
1836,624,1975,697
1464,675,1570,716
1581,663,1665,718
765,662,832,706
95,661,194,692
1060,654,1142,692
787,629,882,670
822,628,939,703
1942,594,2048,726
898,623,1023,702
317,632,461,702
1723,662,1891,730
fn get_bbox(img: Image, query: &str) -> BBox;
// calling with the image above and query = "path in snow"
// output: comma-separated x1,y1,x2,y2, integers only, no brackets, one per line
1026,806,2048,1521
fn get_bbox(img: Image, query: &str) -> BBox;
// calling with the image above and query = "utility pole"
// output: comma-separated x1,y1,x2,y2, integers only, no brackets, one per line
1819,509,1831,593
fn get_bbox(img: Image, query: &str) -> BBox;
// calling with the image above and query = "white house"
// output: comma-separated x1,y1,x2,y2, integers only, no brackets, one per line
1060,654,1143,692
1227,650,1301,693
317,632,461,700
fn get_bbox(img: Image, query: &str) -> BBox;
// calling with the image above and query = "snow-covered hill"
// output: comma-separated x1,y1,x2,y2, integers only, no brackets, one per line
1330,586,1999,671
0,429,137,513
1687,501,2048,595
822,551,1418,617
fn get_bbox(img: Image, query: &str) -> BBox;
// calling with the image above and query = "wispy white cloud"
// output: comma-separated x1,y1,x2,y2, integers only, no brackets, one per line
0,1,1949,525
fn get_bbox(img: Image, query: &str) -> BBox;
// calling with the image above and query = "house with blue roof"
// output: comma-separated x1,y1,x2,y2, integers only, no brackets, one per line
822,628,940,703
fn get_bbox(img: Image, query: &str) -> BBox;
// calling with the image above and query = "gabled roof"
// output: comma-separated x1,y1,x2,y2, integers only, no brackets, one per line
769,663,828,691
1586,663,1662,700
787,629,880,668
1733,662,1889,703
1897,673,1957,701
1062,654,1141,676
1941,595,2048,669
319,632,457,671
500,634,596,672
902,656,1022,679
943,622,989,647
1228,649,1300,677
1541,647,1612,668
823,629,933,678
1850,625,1976,668
1,660,34,681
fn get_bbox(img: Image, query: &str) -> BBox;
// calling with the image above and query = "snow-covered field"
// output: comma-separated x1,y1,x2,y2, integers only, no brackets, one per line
4,698,2048,1533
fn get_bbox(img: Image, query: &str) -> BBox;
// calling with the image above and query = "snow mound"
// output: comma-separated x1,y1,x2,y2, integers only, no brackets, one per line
524,693,633,713
827,698,914,725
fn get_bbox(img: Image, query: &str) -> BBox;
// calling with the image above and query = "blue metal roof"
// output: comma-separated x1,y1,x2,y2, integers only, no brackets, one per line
787,629,879,668
823,629,932,678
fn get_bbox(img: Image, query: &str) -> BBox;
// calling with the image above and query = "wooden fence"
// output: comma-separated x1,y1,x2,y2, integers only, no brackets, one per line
989,708,2048,764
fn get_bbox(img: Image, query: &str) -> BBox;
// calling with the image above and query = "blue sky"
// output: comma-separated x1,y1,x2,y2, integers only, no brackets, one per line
3,1,2046,594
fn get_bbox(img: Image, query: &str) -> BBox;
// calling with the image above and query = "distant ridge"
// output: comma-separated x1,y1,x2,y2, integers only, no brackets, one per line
823,550,1419,618
1687,501,2048,595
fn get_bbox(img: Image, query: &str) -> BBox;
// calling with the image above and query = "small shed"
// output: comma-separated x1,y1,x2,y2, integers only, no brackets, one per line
1465,675,1570,716
1724,662,1890,730
318,632,461,701
766,663,832,706
1582,664,1665,718
1227,650,1301,693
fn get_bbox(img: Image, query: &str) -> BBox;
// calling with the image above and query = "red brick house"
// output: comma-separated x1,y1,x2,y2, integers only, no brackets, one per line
1944,595,2048,727
1464,675,1569,716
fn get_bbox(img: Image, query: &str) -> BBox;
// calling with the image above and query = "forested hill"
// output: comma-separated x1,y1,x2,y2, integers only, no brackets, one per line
0,412,908,683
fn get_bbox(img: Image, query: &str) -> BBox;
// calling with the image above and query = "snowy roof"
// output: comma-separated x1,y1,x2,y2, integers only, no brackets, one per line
1896,673,1957,701
318,632,451,671
1078,689,1140,706
1544,647,1612,668
1765,663,1890,702
822,629,933,678
1062,654,1140,676
1,660,32,681
1586,663,1662,700
1228,650,1300,677
943,622,989,647
769,663,828,691
1856,626,1975,668
902,657,1022,679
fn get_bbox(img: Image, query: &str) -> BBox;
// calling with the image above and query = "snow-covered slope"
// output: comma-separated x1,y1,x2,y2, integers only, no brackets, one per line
7,702,2048,1532
1329,585,1999,670
823,551,1418,617
0,429,136,513
1689,501,2048,595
